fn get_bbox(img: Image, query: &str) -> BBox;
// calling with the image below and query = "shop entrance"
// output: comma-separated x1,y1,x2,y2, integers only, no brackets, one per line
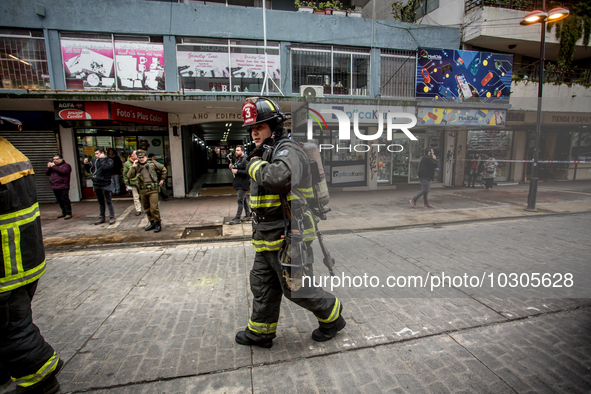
409,132,442,183
75,125,170,199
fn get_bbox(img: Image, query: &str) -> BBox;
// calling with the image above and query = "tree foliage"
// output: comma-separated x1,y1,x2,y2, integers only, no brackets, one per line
547,0,591,72
391,0,422,23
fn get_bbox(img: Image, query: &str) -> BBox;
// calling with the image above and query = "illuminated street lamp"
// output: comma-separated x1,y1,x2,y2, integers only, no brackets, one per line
521,3,569,211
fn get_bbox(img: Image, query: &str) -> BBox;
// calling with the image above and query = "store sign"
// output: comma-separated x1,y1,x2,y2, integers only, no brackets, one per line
545,113,591,124
416,48,513,103
115,42,165,91
54,102,167,126
61,39,115,89
417,108,506,127
331,164,366,185
177,51,229,78
230,53,280,79
111,103,167,126
54,102,110,120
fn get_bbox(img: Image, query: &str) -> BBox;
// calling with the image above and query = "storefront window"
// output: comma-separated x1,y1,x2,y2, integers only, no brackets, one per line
60,33,165,91
291,44,370,96
467,130,513,182
177,38,280,93
76,126,170,198
0,30,50,90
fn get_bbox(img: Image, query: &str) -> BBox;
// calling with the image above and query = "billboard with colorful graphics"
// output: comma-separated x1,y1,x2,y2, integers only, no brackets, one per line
417,108,506,127
416,48,513,103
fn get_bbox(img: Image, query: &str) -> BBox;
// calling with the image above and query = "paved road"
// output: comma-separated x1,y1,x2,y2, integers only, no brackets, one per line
5,214,590,393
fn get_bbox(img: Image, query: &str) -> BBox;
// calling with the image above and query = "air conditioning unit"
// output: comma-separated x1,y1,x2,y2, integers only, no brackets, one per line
300,85,324,98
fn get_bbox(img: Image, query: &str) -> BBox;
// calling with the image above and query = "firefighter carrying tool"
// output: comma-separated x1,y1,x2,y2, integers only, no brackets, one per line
0,137,63,394
235,97,346,349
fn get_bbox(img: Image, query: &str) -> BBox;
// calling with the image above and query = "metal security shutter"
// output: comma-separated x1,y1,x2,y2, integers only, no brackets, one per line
0,131,59,203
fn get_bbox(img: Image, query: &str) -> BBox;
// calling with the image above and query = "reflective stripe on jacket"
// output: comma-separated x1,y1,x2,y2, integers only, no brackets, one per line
0,138,46,293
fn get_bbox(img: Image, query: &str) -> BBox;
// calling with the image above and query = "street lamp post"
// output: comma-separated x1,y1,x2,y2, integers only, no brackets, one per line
520,3,569,212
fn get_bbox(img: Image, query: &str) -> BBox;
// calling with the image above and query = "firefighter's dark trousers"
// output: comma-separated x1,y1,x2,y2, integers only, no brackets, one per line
245,249,342,341
0,281,59,389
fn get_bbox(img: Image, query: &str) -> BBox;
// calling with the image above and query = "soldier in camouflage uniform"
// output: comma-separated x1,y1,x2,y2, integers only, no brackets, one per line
126,150,167,233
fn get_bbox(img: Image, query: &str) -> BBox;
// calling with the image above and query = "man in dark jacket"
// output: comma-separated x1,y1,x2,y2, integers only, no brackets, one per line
84,147,116,225
235,97,345,349
45,154,72,220
229,145,251,225
1,137,63,394
410,148,438,209
107,148,123,196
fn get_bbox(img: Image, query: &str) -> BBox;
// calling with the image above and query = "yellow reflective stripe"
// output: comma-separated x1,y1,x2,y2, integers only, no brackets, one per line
297,187,313,196
2,229,11,277
0,260,46,293
265,100,275,111
252,239,284,246
250,195,280,201
287,194,300,201
14,227,23,273
0,203,40,230
250,202,281,208
248,319,277,334
249,160,266,181
252,238,284,252
317,298,341,323
13,352,59,387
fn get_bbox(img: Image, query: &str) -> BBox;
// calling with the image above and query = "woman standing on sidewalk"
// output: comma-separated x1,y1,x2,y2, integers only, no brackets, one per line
482,155,498,190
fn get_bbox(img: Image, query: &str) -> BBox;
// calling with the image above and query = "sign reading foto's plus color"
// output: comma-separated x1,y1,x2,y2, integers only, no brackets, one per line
416,48,513,104
111,103,167,126
55,102,167,126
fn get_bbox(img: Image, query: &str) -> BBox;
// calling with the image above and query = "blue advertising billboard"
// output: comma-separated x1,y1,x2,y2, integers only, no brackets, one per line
416,48,513,103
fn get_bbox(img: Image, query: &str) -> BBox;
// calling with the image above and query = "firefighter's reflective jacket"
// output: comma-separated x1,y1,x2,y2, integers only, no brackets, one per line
0,137,46,293
247,136,316,252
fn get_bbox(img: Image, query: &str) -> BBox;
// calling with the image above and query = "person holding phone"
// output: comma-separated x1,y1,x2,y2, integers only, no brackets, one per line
46,154,72,219
84,147,115,225
410,148,438,209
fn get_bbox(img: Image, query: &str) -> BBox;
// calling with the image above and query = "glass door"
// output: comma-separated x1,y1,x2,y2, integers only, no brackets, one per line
409,134,426,183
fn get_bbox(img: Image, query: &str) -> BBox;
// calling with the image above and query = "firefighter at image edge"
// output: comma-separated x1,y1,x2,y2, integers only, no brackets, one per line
235,97,346,348
0,137,63,394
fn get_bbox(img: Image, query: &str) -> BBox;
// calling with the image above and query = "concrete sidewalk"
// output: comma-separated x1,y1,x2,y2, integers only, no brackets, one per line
40,180,591,249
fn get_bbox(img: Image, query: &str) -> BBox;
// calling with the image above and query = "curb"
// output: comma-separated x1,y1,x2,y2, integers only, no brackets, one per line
44,210,591,253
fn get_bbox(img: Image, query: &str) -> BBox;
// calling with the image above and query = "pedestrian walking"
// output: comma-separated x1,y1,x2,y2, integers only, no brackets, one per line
483,155,498,190
126,150,167,233
410,148,438,208
0,137,63,394
122,150,142,216
84,147,116,225
229,145,251,225
107,148,123,196
466,153,482,188
45,154,72,220
235,97,346,349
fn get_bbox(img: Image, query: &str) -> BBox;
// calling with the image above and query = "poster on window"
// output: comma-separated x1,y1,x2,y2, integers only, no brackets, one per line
115,42,165,90
61,39,115,90
416,48,513,104
177,51,229,78
230,53,280,79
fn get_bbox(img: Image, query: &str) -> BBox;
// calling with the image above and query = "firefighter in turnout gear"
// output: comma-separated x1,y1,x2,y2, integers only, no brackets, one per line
126,150,167,233
235,98,346,349
0,137,63,394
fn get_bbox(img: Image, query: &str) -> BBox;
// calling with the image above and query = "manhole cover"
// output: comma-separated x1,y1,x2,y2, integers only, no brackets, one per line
181,225,223,239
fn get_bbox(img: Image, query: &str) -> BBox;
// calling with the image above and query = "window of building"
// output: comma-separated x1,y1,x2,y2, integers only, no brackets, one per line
177,38,280,93
416,0,439,18
0,29,50,90
380,49,416,98
291,44,370,96
59,33,165,91
467,130,513,182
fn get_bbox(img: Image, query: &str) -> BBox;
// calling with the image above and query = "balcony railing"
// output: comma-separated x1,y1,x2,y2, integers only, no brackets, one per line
513,62,591,85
